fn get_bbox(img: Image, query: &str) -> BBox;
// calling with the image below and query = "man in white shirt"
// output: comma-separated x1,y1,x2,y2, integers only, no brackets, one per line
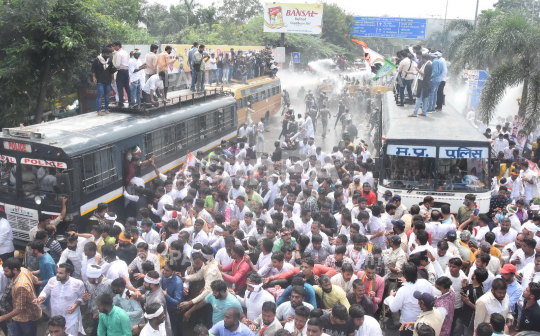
493,218,518,251
425,210,455,248
128,50,146,103
257,252,294,278
57,235,83,279
141,220,160,254
506,172,524,201
509,237,537,272
276,285,314,323
284,305,311,335
350,304,383,336
113,41,131,105
522,161,538,204
98,245,130,284
468,253,496,292
228,179,245,201
473,278,513,329
493,134,509,155
142,71,165,104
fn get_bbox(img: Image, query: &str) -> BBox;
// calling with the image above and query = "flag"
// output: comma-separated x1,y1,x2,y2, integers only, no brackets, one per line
185,152,197,167
352,40,396,80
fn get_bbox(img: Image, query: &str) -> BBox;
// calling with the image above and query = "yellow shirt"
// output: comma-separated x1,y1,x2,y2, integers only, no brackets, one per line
313,285,351,310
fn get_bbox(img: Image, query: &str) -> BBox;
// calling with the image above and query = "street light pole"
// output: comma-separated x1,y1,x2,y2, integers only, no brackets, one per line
473,0,480,29
443,0,449,46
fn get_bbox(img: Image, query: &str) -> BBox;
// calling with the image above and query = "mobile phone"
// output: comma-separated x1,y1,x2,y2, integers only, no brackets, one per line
474,209,479,216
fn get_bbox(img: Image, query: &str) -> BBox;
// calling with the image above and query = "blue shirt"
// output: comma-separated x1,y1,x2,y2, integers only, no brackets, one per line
209,320,255,336
431,58,443,82
38,252,57,291
276,283,317,308
495,275,523,313
205,292,243,325
187,47,197,67
162,275,183,313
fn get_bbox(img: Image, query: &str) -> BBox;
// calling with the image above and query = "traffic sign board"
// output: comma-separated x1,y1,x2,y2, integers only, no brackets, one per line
352,17,427,39
292,52,300,63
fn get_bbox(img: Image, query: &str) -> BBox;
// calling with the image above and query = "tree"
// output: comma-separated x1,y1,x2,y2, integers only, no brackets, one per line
494,0,540,15
218,0,263,24
449,10,540,131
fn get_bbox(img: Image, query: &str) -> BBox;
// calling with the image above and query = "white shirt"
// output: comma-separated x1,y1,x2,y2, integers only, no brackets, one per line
143,74,164,94
232,205,249,221
38,277,86,335
58,248,82,279
368,216,386,249
467,264,495,292
191,229,209,247
215,247,234,267
306,231,330,245
509,248,535,272
425,222,456,248
285,320,308,336
237,289,275,320
331,272,358,293
258,262,294,278
115,49,130,70
276,301,314,321
102,258,130,283
228,186,246,201
81,253,104,283
165,233,179,247
388,279,434,323
443,269,467,308
295,219,313,235
0,218,14,254
493,138,509,154
240,220,256,235
139,322,166,336
129,57,144,82
492,227,518,248
474,226,490,243
506,177,524,199
519,262,540,292
142,229,161,254
151,194,173,217
355,315,383,336
255,252,272,270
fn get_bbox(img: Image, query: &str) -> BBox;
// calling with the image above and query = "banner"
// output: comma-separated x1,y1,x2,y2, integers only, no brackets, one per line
263,3,323,34
353,40,396,80
160,44,266,72
185,152,197,168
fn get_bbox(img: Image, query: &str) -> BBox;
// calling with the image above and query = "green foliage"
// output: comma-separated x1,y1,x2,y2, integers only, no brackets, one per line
494,0,540,15
218,0,263,24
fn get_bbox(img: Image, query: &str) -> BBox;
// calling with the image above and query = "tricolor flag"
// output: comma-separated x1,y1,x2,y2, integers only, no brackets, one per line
185,152,197,167
352,40,397,80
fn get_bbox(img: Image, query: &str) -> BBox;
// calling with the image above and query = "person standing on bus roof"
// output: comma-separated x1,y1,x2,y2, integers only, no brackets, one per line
92,47,116,116
188,42,199,91
112,42,131,106
128,49,146,104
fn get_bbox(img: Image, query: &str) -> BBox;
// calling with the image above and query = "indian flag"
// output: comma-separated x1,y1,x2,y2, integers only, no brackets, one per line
185,152,197,167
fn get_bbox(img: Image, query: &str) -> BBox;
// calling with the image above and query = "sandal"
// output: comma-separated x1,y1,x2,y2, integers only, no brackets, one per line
98,111,105,116
104,110,110,114
408,114,417,117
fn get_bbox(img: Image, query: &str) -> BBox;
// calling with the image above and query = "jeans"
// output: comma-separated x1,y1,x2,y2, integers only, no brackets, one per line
8,320,38,336
190,69,197,90
228,65,234,82
223,67,229,82
196,71,205,91
116,69,131,103
399,79,413,104
96,83,111,112
427,80,441,111
241,75,248,84
130,79,141,103
413,90,429,116
436,80,446,109
209,69,217,84
216,68,222,84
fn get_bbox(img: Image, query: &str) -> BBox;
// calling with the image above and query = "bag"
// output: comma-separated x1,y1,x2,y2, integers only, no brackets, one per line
399,59,413,86
193,62,201,71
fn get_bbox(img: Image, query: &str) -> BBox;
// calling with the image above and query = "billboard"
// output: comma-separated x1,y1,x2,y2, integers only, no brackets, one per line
263,3,323,35
352,17,427,39
160,44,267,72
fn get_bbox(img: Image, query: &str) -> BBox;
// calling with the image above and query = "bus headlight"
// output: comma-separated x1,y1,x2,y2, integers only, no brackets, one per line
34,196,42,205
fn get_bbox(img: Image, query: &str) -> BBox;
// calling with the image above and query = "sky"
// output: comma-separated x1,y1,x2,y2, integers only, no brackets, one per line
152,0,498,20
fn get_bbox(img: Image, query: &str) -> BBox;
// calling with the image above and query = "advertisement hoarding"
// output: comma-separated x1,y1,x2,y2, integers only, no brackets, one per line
263,3,323,35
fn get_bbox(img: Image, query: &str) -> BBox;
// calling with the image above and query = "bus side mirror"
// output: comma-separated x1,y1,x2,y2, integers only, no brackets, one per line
56,172,71,195
492,160,501,177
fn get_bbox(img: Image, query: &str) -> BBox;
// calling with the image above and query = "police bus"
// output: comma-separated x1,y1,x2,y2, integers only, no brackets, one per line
377,92,492,212
0,88,237,247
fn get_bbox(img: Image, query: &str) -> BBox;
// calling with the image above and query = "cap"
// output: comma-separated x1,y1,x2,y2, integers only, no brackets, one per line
388,235,401,245
460,230,471,241
363,182,371,187
413,291,435,308
480,241,491,253
531,204,540,211
523,222,539,234
499,264,517,274
391,220,405,230
383,190,392,198
133,49,141,55
390,195,402,202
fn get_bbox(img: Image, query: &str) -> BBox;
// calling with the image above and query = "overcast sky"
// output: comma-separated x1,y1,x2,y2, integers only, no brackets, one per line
152,0,498,20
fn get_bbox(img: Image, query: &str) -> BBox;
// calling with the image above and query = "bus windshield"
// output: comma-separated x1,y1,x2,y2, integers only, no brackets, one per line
383,155,490,192
0,156,17,196
20,159,67,204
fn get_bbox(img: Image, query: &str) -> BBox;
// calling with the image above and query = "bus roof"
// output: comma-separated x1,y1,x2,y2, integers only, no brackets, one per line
210,76,280,99
2,96,236,157
382,92,490,147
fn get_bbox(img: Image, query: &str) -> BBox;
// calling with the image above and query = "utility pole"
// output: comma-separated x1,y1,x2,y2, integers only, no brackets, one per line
280,33,285,47
443,0,449,46
473,0,480,29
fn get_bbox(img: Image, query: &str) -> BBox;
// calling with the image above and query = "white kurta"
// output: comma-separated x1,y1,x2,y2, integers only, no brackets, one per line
39,277,86,335
300,116,314,138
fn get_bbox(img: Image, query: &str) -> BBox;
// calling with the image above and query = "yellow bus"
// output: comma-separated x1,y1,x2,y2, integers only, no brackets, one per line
208,76,282,127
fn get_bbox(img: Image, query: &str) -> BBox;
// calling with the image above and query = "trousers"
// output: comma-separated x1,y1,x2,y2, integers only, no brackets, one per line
190,69,197,90
427,80,441,111
115,69,131,103
130,79,141,103
399,79,414,104
436,81,446,109
96,83,111,112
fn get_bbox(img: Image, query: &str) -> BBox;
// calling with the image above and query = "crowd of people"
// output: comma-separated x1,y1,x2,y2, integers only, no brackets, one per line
5,59,540,336
394,45,447,117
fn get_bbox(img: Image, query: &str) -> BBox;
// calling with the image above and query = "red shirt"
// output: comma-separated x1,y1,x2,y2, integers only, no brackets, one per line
270,264,337,280
361,190,377,205
222,256,250,290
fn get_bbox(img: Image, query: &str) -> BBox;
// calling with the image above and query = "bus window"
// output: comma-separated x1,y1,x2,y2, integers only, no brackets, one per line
223,106,235,129
144,125,176,161
175,122,187,149
383,155,436,190
205,112,215,136
0,157,16,195
437,158,489,192
236,99,243,110
82,146,118,194
19,161,67,202
186,117,200,145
